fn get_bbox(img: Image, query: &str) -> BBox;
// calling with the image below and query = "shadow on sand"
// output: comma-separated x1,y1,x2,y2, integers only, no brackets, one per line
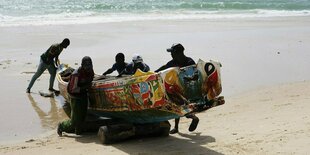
29,93,222,154
63,131,222,155
27,94,68,130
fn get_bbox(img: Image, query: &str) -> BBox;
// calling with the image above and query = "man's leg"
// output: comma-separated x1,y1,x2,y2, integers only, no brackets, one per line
47,64,57,91
58,96,76,136
27,60,48,92
57,120,74,136
188,114,199,132
73,96,88,135
169,118,180,134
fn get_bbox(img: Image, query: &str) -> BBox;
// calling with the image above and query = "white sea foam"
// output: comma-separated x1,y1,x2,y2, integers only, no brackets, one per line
0,10,310,27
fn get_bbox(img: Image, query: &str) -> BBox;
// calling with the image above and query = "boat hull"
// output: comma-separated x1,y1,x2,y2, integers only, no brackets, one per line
57,59,224,124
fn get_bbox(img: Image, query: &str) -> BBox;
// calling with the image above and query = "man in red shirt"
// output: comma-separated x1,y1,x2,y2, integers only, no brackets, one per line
57,56,94,136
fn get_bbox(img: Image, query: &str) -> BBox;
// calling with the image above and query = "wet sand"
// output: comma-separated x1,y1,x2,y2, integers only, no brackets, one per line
0,16,310,153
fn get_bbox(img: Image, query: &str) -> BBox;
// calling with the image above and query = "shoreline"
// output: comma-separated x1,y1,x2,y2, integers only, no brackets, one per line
1,13,310,28
1,15,310,28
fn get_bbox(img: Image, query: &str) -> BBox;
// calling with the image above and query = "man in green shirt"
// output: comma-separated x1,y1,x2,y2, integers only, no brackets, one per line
26,38,70,93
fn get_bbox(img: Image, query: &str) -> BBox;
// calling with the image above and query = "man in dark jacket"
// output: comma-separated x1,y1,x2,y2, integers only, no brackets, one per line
57,56,94,136
155,43,199,134
118,54,150,76
26,38,70,93
102,53,128,75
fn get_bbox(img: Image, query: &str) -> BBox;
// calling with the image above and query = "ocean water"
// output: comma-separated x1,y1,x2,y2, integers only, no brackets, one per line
1,0,310,26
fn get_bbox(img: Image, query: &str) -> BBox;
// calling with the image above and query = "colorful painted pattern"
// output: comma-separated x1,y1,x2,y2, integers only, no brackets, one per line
58,59,223,123
88,59,221,113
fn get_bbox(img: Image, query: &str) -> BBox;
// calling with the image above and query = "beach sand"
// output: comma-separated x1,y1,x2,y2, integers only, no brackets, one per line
0,16,310,154
1,80,309,155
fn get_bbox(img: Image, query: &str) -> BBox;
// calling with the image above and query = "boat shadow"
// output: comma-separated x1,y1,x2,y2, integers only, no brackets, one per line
28,92,222,154
54,93,222,154
113,133,222,155
68,131,222,155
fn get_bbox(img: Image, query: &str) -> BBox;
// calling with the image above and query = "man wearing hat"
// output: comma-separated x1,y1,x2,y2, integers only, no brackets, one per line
155,43,199,134
118,54,150,76
155,43,195,72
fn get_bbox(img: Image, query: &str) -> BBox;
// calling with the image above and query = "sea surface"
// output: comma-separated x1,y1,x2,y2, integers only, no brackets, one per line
1,0,310,26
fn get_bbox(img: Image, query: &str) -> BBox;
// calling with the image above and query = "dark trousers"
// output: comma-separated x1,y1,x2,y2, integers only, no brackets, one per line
27,59,56,90
59,95,88,134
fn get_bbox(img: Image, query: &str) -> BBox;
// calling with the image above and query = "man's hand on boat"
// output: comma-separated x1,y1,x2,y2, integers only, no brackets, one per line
93,75,107,81
195,96,225,112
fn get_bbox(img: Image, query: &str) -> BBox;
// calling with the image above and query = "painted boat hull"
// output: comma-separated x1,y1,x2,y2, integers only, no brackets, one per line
57,59,224,124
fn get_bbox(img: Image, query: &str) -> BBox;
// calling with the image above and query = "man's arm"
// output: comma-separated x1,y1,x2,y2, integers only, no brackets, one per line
155,65,167,72
103,64,118,75
155,60,173,72
54,56,60,67
144,64,150,72
103,68,114,75
49,44,60,67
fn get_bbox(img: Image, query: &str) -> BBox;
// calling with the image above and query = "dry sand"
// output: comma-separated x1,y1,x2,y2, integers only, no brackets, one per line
0,80,309,155
0,16,310,154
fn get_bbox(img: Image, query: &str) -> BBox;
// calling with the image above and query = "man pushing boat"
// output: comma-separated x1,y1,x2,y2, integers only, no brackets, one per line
57,56,94,136
26,38,70,93
118,54,150,77
102,53,128,76
155,43,199,134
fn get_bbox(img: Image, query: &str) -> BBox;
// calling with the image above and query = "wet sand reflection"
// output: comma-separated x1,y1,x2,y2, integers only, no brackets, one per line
27,94,69,130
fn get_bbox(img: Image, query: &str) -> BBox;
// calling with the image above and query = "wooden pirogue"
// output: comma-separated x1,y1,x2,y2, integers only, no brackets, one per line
56,59,225,144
